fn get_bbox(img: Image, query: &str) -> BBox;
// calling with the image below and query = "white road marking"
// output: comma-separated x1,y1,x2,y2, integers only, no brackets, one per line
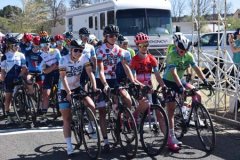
0,127,63,136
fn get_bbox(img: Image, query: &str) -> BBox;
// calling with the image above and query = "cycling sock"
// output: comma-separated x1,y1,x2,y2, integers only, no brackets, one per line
65,137,72,149
103,137,109,144
169,129,175,136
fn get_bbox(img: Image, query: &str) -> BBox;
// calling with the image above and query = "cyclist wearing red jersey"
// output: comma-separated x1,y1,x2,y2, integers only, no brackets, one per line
130,32,166,125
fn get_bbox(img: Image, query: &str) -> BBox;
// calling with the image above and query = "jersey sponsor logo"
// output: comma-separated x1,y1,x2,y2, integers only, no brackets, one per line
66,65,83,77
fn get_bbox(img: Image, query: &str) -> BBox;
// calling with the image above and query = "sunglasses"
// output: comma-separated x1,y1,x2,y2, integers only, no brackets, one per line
33,45,40,49
73,48,83,53
80,34,89,38
107,34,118,38
138,43,149,48
56,40,64,45
122,42,128,45
40,43,50,48
11,43,20,47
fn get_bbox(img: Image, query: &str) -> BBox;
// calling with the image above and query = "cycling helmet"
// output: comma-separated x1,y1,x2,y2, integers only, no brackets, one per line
88,34,97,43
64,31,73,39
118,34,129,43
70,39,85,49
103,24,119,36
33,36,41,45
79,27,90,35
134,32,149,44
39,31,48,37
173,32,191,51
7,37,20,44
54,34,64,41
50,36,55,42
40,36,50,44
23,33,33,42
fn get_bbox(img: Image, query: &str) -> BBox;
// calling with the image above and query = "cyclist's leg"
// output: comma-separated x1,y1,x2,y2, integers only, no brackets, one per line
96,78,109,152
163,79,181,151
25,74,34,95
58,89,73,155
42,73,52,113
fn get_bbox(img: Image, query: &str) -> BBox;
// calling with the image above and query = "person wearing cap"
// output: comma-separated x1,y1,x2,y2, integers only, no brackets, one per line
58,39,99,156
20,33,33,54
0,37,28,124
40,36,61,116
229,28,240,67
118,34,135,58
54,34,69,56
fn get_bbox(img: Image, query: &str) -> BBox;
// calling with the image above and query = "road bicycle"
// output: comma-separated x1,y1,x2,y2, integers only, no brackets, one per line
71,89,101,159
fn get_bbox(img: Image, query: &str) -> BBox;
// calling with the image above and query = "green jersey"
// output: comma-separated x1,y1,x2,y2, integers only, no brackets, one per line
127,48,136,58
163,45,196,82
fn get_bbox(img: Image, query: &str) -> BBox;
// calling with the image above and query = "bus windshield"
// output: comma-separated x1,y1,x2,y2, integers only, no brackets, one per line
116,9,172,36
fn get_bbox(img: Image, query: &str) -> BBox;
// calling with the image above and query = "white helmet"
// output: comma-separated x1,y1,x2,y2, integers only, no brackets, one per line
88,34,97,44
173,32,191,51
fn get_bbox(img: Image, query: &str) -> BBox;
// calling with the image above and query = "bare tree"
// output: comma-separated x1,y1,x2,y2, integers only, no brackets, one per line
171,0,186,22
69,0,90,9
45,0,66,27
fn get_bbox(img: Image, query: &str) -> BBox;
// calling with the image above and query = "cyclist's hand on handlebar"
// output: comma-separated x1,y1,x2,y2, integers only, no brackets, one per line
103,84,110,94
66,91,72,102
93,88,101,94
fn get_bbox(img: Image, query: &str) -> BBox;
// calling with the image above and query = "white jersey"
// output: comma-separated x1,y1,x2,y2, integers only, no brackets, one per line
41,48,61,69
83,43,96,59
59,54,91,90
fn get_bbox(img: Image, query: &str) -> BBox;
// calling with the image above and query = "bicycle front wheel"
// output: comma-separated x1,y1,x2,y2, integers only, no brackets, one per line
194,103,216,152
82,107,101,159
116,107,138,159
140,104,169,157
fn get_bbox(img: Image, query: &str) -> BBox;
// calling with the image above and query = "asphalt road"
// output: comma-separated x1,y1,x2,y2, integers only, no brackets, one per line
0,115,240,160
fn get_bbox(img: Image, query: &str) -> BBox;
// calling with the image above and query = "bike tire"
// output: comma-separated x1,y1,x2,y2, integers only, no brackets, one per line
12,89,26,124
26,96,37,126
139,104,169,157
194,103,216,152
174,103,187,139
82,107,101,159
116,107,138,159
33,83,41,111
71,116,83,149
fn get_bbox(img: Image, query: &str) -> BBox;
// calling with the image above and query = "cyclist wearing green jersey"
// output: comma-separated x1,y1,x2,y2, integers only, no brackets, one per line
118,34,135,58
163,32,209,151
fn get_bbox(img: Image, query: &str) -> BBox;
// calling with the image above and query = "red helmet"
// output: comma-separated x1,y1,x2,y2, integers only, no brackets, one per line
54,34,64,41
134,32,149,44
32,36,40,45
23,33,33,42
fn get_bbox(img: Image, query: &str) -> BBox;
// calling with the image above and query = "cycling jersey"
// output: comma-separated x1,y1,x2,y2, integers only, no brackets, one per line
163,45,196,82
25,49,43,73
83,43,96,59
41,48,61,69
127,48,136,58
59,54,91,90
96,44,125,79
1,51,26,77
20,42,32,54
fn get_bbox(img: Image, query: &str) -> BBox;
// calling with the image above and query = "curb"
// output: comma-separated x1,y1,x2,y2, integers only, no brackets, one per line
210,113,240,130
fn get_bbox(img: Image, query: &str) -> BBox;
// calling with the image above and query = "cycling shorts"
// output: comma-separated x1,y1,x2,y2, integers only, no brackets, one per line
4,75,19,93
58,87,86,110
43,70,59,89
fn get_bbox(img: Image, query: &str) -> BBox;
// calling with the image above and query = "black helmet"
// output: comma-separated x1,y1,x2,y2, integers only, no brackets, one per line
70,39,85,49
64,31,73,39
79,27,90,35
40,36,50,44
7,37,20,44
103,24,119,36
118,34,128,42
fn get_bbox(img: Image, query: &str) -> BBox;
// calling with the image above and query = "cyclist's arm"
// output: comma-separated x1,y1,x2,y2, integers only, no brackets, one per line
85,62,97,91
121,59,135,83
131,69,144,86
154,70,165,87
170,67,183,87
192,66,206,81
98,59,108,86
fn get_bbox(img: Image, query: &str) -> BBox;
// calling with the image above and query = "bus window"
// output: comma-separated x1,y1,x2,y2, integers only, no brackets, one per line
89,16,93,29
95,16,98,30
107,11,114,25
100,12,105,30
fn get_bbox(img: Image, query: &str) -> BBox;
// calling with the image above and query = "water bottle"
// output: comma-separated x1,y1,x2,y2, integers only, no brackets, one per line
181,105,189,120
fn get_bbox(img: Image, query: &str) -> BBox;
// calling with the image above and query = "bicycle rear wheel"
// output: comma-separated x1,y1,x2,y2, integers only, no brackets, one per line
12,90,26,124
140,104,169,157
82,107,101,159
116,107,138,159
194,103,216,152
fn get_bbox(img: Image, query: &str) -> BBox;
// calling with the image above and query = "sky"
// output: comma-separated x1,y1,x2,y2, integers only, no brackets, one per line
0,0,239,14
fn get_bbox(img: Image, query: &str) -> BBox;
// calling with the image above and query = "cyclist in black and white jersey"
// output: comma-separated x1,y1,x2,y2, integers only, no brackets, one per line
0,37,28,123
58,39,98,156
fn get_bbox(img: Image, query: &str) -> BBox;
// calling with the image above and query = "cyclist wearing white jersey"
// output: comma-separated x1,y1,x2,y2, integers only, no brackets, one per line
58,39,98,156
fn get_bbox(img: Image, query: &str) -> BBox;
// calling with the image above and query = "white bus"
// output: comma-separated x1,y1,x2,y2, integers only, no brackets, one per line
65,0,173,56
